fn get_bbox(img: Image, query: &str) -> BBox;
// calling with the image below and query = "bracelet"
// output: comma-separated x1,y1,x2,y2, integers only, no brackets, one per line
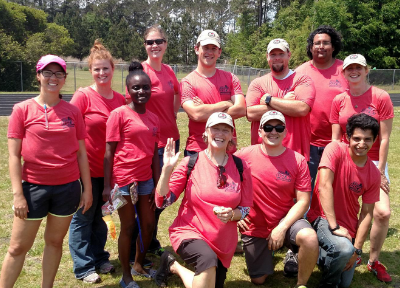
329,224,340,232
230,211,235,221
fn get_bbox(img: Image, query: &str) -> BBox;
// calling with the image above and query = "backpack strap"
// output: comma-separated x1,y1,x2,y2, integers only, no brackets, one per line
186,152,199,179
232,155,244,182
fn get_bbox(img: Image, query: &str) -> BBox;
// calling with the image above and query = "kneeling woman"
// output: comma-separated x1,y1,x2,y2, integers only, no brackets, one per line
104,62,160,288
154,112,253,288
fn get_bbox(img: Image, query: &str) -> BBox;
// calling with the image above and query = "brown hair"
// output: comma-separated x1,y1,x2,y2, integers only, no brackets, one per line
202,128,236,152
144,24,167,41
88,39,114,70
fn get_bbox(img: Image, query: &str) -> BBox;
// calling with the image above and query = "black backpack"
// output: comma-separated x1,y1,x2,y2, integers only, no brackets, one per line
186,152,244,181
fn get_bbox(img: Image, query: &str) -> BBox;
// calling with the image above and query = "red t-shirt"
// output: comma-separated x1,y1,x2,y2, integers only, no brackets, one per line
180,69,243,152
106,106,160,187
70,87,125,177
156,152,253,268
235,145,311,239
125,63,180,148
246,72,315,160
8,99,86,185
330,86,394,161
307,141,380,238
295,60,349,147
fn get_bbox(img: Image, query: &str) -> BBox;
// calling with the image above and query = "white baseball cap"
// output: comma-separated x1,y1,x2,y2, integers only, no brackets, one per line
260,110,286,127
267,38,290,54
343,54,367,70
206,112,234,129
197,30,221,48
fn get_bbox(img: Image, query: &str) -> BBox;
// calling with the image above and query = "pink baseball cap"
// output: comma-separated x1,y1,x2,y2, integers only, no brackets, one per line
36,55,67,72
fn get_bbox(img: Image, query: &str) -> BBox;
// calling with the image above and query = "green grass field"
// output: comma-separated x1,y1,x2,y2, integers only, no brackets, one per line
0,111,399,288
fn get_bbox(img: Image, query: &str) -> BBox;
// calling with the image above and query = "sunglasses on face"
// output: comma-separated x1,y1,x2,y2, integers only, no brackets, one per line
144,39,166,45
217,165,227,189
263,124,285,133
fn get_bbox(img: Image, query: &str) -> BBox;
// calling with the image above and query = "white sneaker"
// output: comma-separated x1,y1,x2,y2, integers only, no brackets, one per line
82,272,101,283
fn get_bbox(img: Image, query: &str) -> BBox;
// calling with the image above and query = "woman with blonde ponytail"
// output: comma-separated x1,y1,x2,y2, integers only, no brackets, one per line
69,40,126,284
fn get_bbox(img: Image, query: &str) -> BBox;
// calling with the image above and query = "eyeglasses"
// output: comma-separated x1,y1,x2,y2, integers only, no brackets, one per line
263,125,285,133
313,41,332,47
40,70,67,79
217,165,227,188
144,39,166,45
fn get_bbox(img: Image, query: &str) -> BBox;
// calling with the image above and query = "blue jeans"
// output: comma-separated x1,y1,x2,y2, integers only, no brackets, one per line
308,144,326,194
69,177,110,279
312,217,356,288
130,139,180,260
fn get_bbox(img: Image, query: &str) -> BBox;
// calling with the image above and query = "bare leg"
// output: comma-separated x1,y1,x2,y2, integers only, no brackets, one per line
117,196,136,285
132,194,155,275
250,274,268,285
369,189,391,262
42,214,73,288
169,261,216,288
0,217,41,288
295,228,319,286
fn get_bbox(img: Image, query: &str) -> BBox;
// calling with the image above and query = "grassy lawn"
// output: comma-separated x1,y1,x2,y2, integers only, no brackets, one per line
0,111,399,287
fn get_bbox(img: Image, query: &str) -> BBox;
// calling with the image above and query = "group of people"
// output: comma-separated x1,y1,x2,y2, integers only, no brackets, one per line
0,23,394,288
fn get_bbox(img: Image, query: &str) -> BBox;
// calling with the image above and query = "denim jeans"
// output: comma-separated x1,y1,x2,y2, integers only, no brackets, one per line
130,139,180,260
308,144,326,194
69,177,110,279
312,217,356,288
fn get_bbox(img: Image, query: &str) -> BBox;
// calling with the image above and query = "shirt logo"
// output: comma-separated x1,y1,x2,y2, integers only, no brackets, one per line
329,79,342,88
168,80,174,90
224,181,240,193
276,170,292,182
349,181,363,194
219,85,231,95
361,107,377,117
61,117,75,128
152,127,158,137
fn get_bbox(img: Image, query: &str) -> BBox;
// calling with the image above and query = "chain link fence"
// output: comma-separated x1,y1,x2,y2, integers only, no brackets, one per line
1,61,399,94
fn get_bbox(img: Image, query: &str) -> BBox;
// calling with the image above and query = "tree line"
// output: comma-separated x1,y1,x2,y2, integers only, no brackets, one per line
1,0,399,91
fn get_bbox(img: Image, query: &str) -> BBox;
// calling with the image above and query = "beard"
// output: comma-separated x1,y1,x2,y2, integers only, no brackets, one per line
271,63,284,73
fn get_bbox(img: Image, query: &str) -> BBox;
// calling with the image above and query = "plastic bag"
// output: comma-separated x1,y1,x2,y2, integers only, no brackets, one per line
101,184,128,216
102,214,117,240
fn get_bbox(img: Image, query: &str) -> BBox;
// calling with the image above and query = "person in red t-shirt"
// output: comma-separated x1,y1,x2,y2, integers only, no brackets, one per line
308,113,381,288
153,112,253,288
246,38,315,161
126,25,181,265
69,40,125,283
330,54,394,283
235,110,318,287
295,26,348,191
1,55,92,288
103,62,160,288
181,29,246,155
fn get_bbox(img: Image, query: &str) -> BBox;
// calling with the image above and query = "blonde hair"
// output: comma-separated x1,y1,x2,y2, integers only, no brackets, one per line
88,39,114,70
144,24,167,41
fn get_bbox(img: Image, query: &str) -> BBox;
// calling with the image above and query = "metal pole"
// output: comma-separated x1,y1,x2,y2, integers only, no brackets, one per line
247,67,251,87
20,61,23,92
393,69,395,90
121,65,124,93
74,63,76,92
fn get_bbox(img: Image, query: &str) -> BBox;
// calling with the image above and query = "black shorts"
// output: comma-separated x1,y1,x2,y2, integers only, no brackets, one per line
177,239,227,288
22,180,81,219
242,218,312,279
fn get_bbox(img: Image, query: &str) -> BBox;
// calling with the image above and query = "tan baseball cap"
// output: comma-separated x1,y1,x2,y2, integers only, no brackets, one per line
197,30,221,48
343,54,367,70
206,112,234,129
267,38,290,54
260,110,286,127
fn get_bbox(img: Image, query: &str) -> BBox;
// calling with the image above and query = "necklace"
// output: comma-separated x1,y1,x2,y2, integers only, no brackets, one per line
205,149,228,166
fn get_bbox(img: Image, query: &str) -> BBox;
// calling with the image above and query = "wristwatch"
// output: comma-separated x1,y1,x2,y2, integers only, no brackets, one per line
354,248,362,256
265,95,272,106
329,224,340,232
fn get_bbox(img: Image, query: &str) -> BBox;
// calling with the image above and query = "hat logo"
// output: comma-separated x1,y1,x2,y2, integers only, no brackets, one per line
350,55,358,59
273,39,280,44
218,113,227,119
270,111,278,115
208,32,215,38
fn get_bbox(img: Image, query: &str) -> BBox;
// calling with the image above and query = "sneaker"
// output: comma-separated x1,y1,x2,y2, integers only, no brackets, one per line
154,251,176,287
82,272,101,283
148,247,165,257
119,278,140,288
367,260,392,283
355,255,362,267
283,250,298,277
131,266,157,278
99,262,115,274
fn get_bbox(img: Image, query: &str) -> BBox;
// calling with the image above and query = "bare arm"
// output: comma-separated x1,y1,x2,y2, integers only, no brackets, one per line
77,140,92,214
225,94,246,119
182,100,233,122
8,138,27,219
318,167,351,240
332,124,342,142
268,95,311,117
268,190,310,251
173,93,180,117
103,142,117,202
246,104,270,122
378,118,393,193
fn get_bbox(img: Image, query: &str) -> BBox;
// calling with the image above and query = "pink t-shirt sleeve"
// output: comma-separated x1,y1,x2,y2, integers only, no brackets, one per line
106,111,121,142
294,75,315,109
319,141,341,173
8,105,25,139
231,74,244,96
74,108,86,140
330,94,343,124
180,79,196,104
377,90,394,121
246,78,264,107
238,161,253,207
362,170,380,204
70,89,89,115
294,156,312,192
